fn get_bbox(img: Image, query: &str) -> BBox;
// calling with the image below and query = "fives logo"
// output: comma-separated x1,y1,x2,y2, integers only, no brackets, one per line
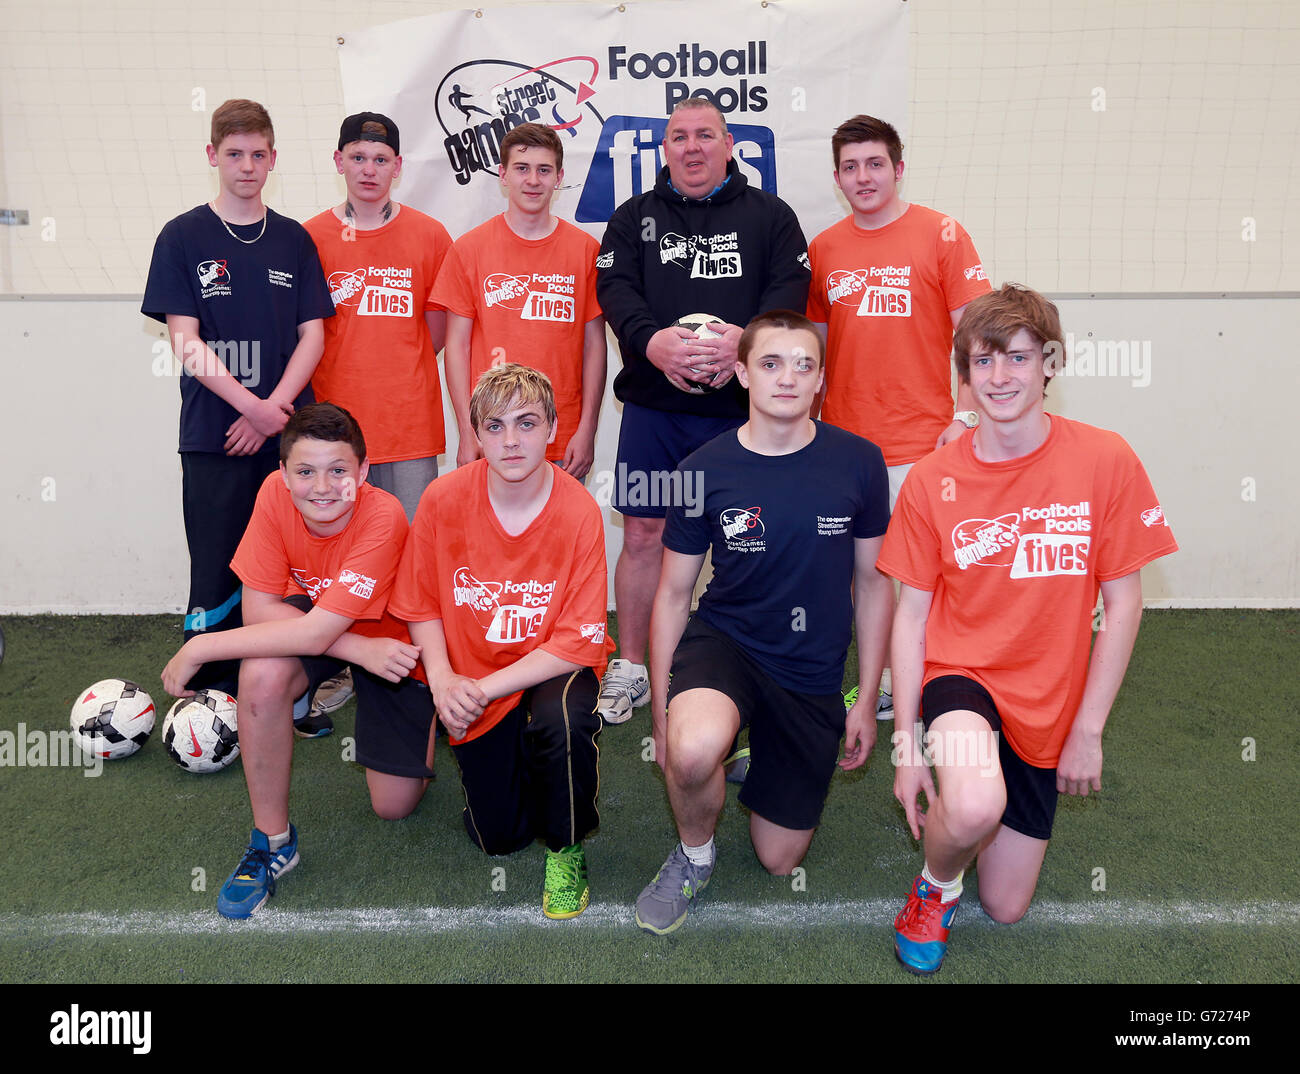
197,259,231,297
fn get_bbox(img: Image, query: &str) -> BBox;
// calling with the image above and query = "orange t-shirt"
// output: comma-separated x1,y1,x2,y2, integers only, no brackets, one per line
876,418,1178,767
231,473,425,681
388,460,613,743
304,207,454,463
431,215,601,461
807,205,991,465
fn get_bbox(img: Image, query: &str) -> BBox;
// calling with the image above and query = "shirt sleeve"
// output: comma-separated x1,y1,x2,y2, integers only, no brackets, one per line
539,498,612,667
230,478,293,598
876,470,943,591
582,232,602,320
296,227,337,325
806,234,830,323
424,220,455,311
430,241,478,320
596,200,660,361
937,218,993,312
757,197,812,315
141,220,197,324
854,439,891,539
313,499,409,623
389,481,444,623
1093,437,1179,581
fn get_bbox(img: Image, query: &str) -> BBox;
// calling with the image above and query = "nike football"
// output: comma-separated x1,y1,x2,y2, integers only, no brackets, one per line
671,312,729,394
69,678,157,759
162,690,240,773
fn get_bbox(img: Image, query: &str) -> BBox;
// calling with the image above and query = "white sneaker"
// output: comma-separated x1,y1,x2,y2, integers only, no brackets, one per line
597,659,649,725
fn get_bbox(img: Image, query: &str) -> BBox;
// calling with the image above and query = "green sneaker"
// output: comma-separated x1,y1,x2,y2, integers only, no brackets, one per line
843,685,860,709
543,843,590,920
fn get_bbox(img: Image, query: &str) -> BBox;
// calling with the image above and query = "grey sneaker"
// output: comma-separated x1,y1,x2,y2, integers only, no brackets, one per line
875,689,894,722
636,844,713,935
597,659,649,725
295,668,352,739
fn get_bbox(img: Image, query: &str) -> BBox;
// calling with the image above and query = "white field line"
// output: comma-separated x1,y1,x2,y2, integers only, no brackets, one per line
1,899,1297,937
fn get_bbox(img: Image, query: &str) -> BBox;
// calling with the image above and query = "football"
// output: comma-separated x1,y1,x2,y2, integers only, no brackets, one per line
671,313,729,394
162,690,240,773
69,678,156,759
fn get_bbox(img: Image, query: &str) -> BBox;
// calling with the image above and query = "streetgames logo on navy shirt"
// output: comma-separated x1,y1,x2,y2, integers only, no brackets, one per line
952,501,1092,577
197,259,231,298
720,506,765,552
328,266,415,317
481,272,577,322
825,265,912,317
659,231,743,279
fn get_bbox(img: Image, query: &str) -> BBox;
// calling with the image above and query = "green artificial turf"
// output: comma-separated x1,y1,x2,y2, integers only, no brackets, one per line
0,610,1295,983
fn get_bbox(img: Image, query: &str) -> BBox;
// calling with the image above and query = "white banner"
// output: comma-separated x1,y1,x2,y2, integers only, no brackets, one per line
337,0,909,243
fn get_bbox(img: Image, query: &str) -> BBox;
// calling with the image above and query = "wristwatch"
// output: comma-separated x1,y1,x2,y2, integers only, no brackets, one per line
953,411,979,429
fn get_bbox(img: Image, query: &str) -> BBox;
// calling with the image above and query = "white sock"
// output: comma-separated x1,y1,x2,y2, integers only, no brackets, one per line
681,838,715,868
268,828,292,852
922,864,963,902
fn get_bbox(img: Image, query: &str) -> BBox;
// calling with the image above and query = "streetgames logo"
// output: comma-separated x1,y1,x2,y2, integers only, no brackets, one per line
720,506,765,552
452,566,556,645
338,568,377,600
482,272,577,321
329,266,414,317
1141,505,1168,527
952,503,1093,577
580,622,606,645
290,570,330,600
952,514,1021,570
197,259,231,298
827,266,913,316
435,57,604,187
659,231,743,278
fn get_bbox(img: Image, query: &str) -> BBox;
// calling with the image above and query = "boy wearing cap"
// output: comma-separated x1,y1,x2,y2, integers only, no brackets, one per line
305,112,455,520
142,98,334,709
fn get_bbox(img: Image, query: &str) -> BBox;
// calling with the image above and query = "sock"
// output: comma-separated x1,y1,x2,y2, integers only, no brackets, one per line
922,864,963,902
292,691,310,719
268,828,292,852
681,838,715,868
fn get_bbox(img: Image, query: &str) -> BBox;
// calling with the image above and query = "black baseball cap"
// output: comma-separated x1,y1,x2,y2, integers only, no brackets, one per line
337,112,400,155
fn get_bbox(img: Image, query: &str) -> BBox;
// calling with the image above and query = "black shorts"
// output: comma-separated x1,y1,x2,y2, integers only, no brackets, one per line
667,618,845,831
920,675,1058,841
612,402,743,518
450,668,602,855
298,652,438,781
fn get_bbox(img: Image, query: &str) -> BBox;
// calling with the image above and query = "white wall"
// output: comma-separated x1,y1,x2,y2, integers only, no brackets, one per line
1,293,1295,611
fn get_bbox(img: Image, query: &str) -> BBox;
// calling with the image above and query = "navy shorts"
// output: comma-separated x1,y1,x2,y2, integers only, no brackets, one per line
920,675,1058,840
613,401,742,518
667,618,846,831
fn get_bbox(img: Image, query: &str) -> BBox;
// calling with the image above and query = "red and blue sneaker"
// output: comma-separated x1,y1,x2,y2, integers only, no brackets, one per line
893,875,959,975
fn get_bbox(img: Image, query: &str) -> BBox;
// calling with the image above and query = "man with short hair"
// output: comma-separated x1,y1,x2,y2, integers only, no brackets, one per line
390,364,612,920
635,310,892,935
161,403,435,919
807,114,994,723
304,112,454,520
879,283,1178,974
434,122,605,480
143,98,334,720
597,98,811,727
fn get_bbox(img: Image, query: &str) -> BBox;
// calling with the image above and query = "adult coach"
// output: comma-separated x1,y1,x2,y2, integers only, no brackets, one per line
596,97,811,725
878,284,1178,974
808,114,993,720
304,113,453,521
635,311,892,934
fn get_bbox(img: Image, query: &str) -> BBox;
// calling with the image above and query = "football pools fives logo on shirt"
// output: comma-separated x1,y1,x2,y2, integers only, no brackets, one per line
720,506,765,552
328,265,416,317
482,272,578,321
658,232,744,279
452,567,557,644
952,502,1096,578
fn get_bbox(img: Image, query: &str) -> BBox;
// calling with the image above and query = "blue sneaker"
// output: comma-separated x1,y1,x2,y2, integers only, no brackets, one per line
893,875,959,974
217,826,299,919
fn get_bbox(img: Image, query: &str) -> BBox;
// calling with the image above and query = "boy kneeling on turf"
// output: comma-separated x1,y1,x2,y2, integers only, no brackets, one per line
388,364,611,920
162,403,436,919
878,283,1178,974
635,310,894,935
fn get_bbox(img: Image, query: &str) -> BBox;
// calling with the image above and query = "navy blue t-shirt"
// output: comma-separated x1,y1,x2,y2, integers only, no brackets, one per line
664,422,889,694
141,205,334,454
